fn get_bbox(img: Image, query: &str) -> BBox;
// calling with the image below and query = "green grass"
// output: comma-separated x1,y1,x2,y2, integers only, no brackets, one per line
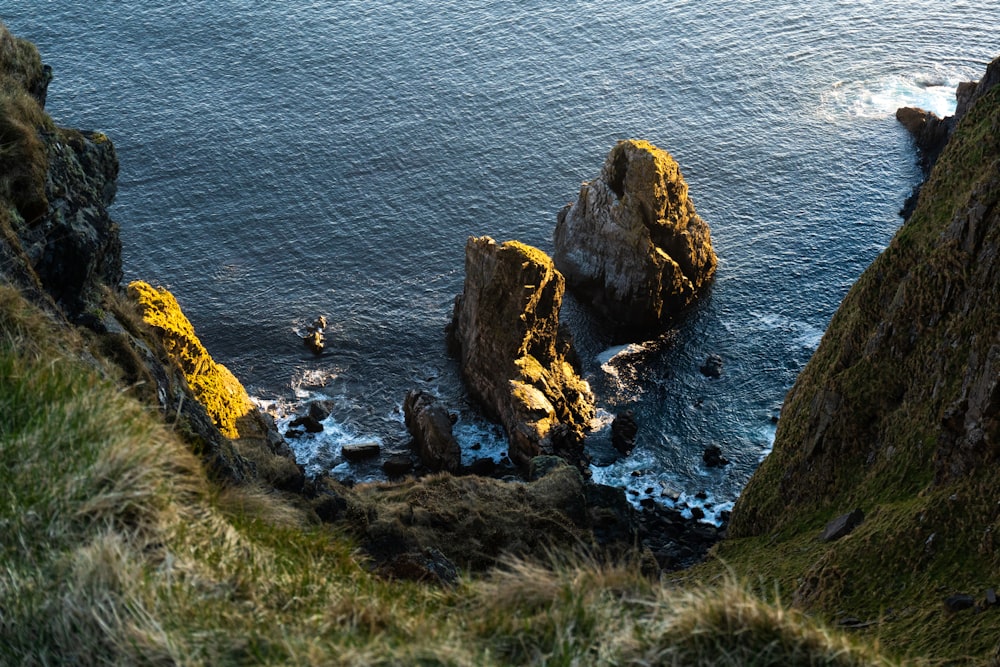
0,284,901,665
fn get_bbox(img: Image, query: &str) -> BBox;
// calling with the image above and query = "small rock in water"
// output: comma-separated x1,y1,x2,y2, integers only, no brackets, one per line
700,353,724,378
290,415,324,433
304,329,324,354
702,444,730,467
308,400,334,422
342,441,381,462
303,315,328,354
611,409,639,455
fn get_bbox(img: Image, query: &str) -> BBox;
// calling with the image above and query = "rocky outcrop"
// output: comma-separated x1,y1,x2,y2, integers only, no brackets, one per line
449,236,595,467
553,139,717,331
403,390,462,472
127,281,304,490
896,59,1000,185
0,25,121,318
26,128,122,316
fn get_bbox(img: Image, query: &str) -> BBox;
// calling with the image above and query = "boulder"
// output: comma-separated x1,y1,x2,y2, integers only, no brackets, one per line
611,409,639,455
342,442,381,462
448,237,595,467
303,315,327,354
553,139,717,331
403,390,461,472
308,399,334,422
382,454,414,478
702,444,730,468
700,353,724,378
820,509,865,542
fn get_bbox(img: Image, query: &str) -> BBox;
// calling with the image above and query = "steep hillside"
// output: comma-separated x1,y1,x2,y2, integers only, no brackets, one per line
708,57,1000,663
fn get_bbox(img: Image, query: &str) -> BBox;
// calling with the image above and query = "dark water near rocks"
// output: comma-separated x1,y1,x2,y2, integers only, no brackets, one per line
6,2,997,521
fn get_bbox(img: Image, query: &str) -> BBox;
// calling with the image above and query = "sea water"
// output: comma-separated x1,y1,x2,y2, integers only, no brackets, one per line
6,1,997,521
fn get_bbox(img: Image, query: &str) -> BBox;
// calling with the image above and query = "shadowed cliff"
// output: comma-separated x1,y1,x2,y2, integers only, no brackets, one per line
709,56,1000,662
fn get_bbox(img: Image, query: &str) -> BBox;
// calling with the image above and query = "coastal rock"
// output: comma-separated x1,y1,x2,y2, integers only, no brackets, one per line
448,236,595,467
702,444,730,468
403,390,461,472
553,139,717,331
129,281,257,440
894,106,952,172
342,442,381,462
383,454,414,478
303,315,326,354
897,58,1000,215
128,280,304,490
700,353,724,378
611,410,639,455
18,127,123,316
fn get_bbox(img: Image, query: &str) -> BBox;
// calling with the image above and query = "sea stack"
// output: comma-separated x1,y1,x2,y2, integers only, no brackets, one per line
553,139,717,332
448,236,595,467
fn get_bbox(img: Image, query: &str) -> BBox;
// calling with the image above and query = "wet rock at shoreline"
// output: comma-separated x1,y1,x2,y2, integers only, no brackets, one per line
448,236,595,467
403,390,461,473
611,410,639,456
342,441,381,462
553,139,717,332
702,444,730,468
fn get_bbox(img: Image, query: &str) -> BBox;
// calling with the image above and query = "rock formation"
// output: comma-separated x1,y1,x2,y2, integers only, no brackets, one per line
896,59,1000,218
449,236,595,466
403,390,462,473
553,139,717,331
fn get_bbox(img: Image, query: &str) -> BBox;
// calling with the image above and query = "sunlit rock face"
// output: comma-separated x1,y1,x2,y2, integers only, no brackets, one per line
553,139,717,333
449,237,594,467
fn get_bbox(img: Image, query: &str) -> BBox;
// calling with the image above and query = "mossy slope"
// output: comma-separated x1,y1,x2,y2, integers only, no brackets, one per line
705,60,1000,664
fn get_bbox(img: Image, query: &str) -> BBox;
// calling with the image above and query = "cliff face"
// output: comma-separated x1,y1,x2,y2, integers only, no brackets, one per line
553,139,717,332
0,22,298,490
449,237,595,467
731,58,1000,537
716,57,1000,659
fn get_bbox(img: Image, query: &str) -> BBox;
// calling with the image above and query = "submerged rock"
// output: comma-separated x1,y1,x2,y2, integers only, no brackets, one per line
448,236,595,467
553,139,717,332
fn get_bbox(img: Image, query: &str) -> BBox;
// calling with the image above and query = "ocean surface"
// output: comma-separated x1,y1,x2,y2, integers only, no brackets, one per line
7,2,997,522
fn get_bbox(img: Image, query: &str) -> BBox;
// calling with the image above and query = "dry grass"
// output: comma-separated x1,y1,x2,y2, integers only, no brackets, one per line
0,282,904,666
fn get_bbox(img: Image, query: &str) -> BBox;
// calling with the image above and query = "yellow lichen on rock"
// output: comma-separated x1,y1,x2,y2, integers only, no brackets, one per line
127,280,254,439
553,138,717,332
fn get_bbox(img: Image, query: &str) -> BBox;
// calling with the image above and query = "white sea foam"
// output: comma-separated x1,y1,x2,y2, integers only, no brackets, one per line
452,419,509,466
822,71,963,121
595,343,647,375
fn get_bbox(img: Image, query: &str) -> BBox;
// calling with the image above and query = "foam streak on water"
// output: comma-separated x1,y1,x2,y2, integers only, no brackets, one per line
6,1,997,520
